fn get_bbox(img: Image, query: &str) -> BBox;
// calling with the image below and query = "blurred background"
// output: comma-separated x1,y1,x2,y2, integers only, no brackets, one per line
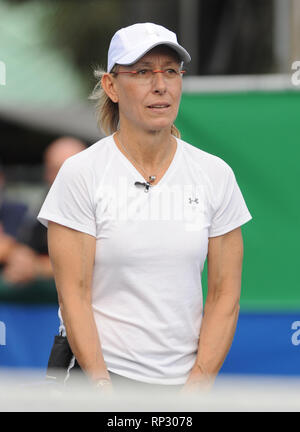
0,0,300,393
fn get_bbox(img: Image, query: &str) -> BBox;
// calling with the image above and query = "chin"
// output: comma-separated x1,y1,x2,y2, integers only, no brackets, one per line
145,119,174,134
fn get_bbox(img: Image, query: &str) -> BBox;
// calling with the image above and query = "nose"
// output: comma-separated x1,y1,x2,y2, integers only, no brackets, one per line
151,71,167,94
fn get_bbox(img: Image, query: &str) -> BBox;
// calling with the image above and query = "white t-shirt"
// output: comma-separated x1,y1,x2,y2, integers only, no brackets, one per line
38,134,252,384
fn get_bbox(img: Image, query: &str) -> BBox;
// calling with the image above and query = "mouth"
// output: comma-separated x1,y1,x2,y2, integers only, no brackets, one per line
147,103,171,110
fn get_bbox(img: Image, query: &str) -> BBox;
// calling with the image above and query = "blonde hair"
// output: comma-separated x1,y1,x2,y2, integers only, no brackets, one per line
89,66,181,138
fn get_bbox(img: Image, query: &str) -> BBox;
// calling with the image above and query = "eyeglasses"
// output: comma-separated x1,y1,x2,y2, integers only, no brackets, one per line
112,68,186,83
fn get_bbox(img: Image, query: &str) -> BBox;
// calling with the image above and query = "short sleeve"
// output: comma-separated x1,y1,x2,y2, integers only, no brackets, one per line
37,158,96,237
208,166,252,237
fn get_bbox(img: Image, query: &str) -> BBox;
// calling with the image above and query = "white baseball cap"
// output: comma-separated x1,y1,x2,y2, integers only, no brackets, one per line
107,22,191,72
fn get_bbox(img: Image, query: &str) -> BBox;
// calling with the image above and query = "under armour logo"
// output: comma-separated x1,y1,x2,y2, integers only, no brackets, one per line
188,198,199,204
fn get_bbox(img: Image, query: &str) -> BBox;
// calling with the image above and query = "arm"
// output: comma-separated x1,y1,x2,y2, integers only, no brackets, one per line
0,231,16,264
182,226,243,392
47,221,112,388
3,245,53,284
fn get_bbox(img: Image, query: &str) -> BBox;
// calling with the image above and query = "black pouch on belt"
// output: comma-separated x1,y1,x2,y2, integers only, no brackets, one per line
46,335,73,382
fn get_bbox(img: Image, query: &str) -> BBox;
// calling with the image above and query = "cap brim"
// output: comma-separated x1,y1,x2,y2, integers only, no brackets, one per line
111,41,191,71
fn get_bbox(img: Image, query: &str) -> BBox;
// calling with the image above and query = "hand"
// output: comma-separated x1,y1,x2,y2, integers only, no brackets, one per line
95,378,114,395
180,364,215,395
0,230,16,264
3,245,40,284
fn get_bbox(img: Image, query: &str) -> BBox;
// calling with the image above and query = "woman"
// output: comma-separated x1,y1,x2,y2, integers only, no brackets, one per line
38,23,252,394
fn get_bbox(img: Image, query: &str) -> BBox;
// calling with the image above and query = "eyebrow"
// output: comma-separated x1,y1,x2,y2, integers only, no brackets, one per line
133,60,180,68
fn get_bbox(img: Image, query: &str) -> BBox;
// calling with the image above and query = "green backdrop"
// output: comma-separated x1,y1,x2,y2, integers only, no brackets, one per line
176,90,300,311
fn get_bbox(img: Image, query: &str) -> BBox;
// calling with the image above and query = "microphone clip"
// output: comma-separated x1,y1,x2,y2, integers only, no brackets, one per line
134,181,151,193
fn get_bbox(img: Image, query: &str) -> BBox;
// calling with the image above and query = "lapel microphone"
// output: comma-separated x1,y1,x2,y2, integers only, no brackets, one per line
134,176,156,193
134,181,151,193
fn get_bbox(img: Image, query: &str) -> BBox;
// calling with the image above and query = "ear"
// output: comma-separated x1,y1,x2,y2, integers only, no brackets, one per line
101,73,119,103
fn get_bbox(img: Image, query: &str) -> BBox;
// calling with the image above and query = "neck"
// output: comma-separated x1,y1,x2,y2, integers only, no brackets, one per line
115,125,176,172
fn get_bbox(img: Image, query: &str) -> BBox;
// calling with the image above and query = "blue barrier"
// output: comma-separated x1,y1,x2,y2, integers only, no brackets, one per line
221,312,300,375
0,303,59,368
0,304,299,375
